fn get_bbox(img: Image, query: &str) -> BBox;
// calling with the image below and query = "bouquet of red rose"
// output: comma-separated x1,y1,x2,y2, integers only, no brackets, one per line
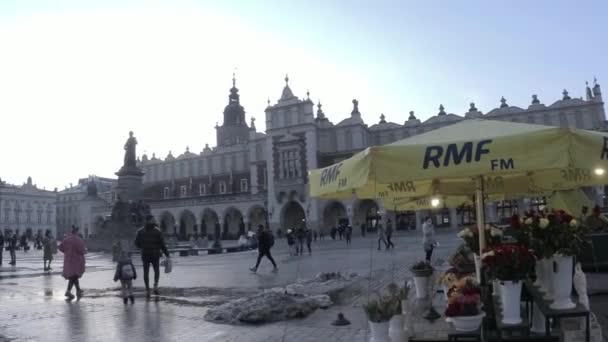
445,278,482,317
481,244,535,281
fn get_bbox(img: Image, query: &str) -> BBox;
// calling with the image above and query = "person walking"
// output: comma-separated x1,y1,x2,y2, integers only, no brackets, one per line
114,251,137,304
385,223,395,249
345,225,353,245
286,229,296,256
42,230,57,271
59,226,86,301
360,223,366,237
250,225,278,273
0,231,4,266
377,223,388,251
422,217,436,262
135,216,171,298
296,227,306,256
9,231,18,266
305,228,313,255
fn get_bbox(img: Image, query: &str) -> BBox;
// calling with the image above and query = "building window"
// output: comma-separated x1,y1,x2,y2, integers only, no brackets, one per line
4,210,9,223
432,208,450,227
46,212,51,224
38,212,42,224
219,181,227,194
530,197,547,212
240,179,249,192
263,167,268,189
496,200,518,223
26,211,31,224
180,185,187,198
199,183,206,196
280,149,300,179
163,187,170,199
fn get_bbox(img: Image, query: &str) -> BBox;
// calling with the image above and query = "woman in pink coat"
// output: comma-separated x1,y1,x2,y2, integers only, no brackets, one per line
59,226,86,300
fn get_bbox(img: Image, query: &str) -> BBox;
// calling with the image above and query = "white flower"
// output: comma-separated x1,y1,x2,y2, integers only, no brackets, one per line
539,218,550,229
481,250,495,260
490,227,503,237
457,228,473,238
569,219,578,227
519,217,524,224
524,218,533,225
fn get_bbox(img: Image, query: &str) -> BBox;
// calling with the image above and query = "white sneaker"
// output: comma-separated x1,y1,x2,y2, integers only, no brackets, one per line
249,267,257,273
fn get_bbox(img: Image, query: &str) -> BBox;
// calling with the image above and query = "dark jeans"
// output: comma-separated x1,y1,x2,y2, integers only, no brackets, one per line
142,255,160,290
386,235,394,249
377,237,387,250
67,276,81,293
425,246,434,262
306,241,312,254
255,249,277,268
9,248,16,263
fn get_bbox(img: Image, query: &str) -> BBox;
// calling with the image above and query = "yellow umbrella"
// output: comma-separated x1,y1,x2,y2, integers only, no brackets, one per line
310,119,608,249
546,189,595,217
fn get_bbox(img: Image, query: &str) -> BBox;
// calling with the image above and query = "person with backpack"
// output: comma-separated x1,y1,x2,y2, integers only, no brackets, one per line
42,230,57,271
114,251,137,304
249,225,278,273
134,216,170,298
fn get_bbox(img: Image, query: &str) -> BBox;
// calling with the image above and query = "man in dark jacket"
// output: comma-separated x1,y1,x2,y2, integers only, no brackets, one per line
0,231,4,266
250,225,278,273
135,216,170,297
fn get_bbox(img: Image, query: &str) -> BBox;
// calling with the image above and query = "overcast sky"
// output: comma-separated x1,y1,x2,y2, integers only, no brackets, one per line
1,0,606,190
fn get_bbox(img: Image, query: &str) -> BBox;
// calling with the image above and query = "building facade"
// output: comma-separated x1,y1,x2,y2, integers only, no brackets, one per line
56,176,116,238
96,77,605,239
0,177,57,237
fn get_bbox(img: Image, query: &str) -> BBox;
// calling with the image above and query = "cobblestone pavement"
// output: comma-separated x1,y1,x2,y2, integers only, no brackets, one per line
0,230,605,341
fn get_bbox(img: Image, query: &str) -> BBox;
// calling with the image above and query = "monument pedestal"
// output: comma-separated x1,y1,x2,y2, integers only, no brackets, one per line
115,167,144,201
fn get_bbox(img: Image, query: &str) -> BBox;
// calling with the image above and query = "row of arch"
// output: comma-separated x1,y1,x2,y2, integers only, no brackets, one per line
92,199,382,240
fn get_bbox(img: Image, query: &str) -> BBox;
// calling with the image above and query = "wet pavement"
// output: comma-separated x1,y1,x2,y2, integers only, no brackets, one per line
0,230,605,341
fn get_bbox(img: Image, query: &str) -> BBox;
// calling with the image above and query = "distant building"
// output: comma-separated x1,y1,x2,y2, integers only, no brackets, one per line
93,76,606,238
56,176,116,238
0,177,57,237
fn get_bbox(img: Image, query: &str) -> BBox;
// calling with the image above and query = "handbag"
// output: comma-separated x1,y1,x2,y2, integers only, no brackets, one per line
163,258,173,274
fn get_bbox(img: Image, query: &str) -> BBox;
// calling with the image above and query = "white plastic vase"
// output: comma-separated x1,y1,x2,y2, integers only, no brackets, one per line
500,280,523,325
550,255,576,310
530,302,548,333
413,276,430,299
389,315,405,342
369,321,390,342
542,257,555,300
401,302,413,338
473,254,481,284
533,259,543,288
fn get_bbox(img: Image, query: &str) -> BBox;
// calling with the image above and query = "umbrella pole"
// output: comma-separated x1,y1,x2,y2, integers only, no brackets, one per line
475,176,486,252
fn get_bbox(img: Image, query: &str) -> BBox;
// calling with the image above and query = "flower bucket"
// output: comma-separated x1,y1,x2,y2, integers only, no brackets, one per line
401,302,413,338
550,255,576,310
533,259,543,288
369,321,390,342
389,315,405,342
493,279,501,297
451,313,485,331
473,254,481,284
530,302,548,333
413,276,430,299
500,280,522,325
542,257,554,300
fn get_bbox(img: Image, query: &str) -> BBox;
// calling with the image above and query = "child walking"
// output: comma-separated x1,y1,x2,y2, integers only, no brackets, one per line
114,252,137,304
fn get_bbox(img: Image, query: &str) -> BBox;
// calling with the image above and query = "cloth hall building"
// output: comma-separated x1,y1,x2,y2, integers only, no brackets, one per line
104,77,605,239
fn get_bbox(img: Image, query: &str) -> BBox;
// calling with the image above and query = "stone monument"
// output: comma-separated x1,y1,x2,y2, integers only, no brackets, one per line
107,132,151,258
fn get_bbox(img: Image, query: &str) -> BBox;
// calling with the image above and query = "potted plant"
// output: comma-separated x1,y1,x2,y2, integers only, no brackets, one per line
482,244,534,324
445,278,485,331
410,260,434,299
386,283,410,342
458,225,503,282
521,209,589,309
363,293,398,342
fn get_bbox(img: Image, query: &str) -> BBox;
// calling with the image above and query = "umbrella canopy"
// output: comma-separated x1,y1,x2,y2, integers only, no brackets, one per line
310,119,608,249
546,189,595,217
383,192,536,211
310,119,608,200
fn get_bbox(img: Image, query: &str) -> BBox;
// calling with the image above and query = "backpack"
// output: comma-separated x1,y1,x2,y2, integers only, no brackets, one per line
121,264,134,280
